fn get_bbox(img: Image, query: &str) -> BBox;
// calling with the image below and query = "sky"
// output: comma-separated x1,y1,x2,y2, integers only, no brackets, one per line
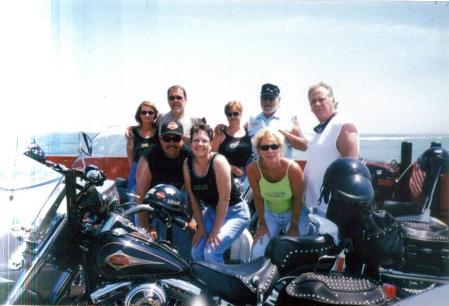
1,0,449,138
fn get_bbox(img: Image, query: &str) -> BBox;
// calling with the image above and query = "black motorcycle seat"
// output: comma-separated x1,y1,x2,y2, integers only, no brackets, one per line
265,234,337,274
382,200,422,217
191,256,279,304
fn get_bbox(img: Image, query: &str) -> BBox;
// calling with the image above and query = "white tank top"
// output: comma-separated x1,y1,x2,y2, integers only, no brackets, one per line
303,114,358,214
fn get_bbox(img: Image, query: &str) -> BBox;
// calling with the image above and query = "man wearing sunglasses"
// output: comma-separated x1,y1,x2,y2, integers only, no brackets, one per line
158,85,196,142
135,121,194,260
247,83,308,159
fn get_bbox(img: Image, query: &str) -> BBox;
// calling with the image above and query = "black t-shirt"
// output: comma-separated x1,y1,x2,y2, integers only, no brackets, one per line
132,127,158,162
187,153,242,208
145,143,191,190
218,130,252,170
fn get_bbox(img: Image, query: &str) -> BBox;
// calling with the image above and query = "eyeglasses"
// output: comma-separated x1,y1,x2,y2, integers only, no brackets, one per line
141,110,155,116
226,112,240,117
259,144,280,151
192,138,210,144
168,95,184,101
162,135,182,143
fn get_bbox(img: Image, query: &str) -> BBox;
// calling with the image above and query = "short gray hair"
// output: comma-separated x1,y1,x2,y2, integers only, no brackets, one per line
308,81,338,109
308,81,334,100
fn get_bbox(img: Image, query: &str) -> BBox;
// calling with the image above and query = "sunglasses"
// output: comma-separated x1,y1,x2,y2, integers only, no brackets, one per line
259,144,280,151
169,95,184,101
226,111,240,117
162,135,182,143
261,96,277,102
140,110,155,116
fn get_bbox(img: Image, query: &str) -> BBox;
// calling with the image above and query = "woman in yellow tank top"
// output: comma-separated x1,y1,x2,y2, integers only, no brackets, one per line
246,129,304,260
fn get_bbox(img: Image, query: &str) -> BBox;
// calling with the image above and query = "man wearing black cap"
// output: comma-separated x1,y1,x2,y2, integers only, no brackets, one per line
135,121,194,259
247,83,308,159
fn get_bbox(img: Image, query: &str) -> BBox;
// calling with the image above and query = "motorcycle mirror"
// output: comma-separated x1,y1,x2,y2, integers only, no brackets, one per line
79,131,93,156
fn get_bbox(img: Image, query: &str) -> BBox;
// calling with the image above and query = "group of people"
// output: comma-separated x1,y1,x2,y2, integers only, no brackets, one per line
125,82,359,264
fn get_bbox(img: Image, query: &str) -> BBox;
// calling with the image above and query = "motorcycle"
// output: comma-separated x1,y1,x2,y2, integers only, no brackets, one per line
1,132,345,305
375,143,449,299
283,143,449,305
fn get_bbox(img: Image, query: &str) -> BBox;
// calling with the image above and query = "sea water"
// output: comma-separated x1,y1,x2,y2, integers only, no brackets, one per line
23,132,449,163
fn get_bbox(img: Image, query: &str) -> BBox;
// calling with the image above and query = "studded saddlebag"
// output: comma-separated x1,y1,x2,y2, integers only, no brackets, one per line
399,220,449,275
286,272,386,306
362,210,404,268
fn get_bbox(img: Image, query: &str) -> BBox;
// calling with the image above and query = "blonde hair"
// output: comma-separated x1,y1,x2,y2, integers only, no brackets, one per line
253,128,284,155
224,100,243,114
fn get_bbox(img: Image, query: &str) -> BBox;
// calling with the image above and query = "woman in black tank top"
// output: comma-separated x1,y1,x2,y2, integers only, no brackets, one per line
212,101,253,177
184,123,250,264
125,101,159,204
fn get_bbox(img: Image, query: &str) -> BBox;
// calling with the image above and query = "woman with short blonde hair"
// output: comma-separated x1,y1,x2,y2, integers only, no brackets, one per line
246,128,304,260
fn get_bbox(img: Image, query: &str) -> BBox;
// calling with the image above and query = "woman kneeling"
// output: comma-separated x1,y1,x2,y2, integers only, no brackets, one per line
247,128,304,260
184,123,250,263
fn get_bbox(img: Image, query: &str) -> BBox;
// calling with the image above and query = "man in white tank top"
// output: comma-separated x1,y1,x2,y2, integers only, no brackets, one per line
302,82,359,234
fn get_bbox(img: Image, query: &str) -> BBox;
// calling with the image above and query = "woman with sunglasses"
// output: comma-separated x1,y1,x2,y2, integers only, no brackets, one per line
184,123,250,263
126,101,159,206
246,129,304,259
212,101,253,179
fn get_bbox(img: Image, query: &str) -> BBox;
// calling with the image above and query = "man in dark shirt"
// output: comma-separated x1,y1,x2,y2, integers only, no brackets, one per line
135,121,194,259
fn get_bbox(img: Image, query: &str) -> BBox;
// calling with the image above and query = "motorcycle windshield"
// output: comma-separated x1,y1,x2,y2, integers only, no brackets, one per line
76,125,126,160
0,150,64,288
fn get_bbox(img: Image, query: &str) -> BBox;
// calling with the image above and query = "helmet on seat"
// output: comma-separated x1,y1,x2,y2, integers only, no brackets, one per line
320,157,372,204
144,184,187,216
320,157,374,240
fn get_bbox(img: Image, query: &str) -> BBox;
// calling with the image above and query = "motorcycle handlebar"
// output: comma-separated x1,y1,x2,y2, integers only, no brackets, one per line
122,204,155,217
122,205,188,230
172,216,189,230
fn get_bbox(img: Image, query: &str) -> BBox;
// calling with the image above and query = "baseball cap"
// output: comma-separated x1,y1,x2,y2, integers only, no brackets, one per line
261,83,280,97
160,121,183,136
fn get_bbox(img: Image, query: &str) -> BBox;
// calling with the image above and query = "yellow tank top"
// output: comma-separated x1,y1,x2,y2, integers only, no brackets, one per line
257,160,293,214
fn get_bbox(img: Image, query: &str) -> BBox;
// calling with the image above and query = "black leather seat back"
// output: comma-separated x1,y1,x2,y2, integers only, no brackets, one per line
265,234,337,275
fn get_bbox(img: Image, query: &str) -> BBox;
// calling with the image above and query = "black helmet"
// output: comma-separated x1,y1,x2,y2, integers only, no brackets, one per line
144,184,187,216
320,157,373,204
321,158,374,240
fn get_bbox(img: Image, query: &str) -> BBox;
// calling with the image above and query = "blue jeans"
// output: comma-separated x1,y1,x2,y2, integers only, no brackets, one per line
191,201,250,264
251,209,302,260
127,161,138,200
152,218,193,261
